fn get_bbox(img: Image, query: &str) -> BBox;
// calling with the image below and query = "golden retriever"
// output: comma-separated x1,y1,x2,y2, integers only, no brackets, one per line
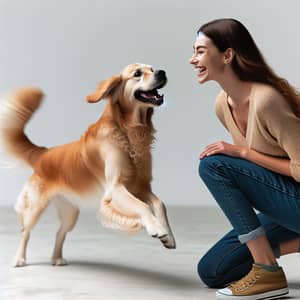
0,63,176,267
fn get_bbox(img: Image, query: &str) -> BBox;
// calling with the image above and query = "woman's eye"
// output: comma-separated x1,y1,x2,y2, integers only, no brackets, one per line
134,70,142,77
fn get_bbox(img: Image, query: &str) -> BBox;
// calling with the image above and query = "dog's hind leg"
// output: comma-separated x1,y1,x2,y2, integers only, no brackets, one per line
13,178,50,267
147,193,176,249
52,196,79,266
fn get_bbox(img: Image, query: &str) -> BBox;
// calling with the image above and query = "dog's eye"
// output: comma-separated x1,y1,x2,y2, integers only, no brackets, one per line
134,70,142,77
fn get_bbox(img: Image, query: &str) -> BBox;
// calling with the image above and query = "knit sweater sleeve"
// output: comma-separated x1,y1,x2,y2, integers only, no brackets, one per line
257,88,300,182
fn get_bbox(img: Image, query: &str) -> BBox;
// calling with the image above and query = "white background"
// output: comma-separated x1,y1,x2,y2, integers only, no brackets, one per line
0,0,299,206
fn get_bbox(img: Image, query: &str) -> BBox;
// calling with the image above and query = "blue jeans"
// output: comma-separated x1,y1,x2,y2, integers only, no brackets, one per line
198,154,300,288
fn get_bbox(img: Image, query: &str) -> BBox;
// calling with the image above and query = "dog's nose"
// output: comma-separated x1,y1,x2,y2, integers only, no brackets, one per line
155,70,167,80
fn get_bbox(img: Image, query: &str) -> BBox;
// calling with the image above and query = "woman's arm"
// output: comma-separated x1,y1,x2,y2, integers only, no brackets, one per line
199,141,292,177
243,147,291,177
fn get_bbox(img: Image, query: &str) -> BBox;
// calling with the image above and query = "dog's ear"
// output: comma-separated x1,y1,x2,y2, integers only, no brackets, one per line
86,75,122,103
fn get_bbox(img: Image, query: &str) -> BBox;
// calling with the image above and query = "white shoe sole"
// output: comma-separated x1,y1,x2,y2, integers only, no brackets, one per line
216,287,289,300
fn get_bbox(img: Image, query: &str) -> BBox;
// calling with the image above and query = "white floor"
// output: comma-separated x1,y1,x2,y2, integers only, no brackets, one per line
0,206,299,300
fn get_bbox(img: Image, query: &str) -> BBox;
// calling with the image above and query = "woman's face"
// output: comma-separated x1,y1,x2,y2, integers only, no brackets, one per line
189,33,225,84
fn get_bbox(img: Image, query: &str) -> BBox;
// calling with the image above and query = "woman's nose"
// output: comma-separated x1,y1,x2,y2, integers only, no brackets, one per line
189,54,196,64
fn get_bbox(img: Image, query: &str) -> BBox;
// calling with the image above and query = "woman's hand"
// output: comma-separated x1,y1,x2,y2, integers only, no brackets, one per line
199,141,292,178
199,141,248,160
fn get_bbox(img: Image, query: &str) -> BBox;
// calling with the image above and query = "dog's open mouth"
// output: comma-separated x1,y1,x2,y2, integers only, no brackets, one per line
134,82,165,106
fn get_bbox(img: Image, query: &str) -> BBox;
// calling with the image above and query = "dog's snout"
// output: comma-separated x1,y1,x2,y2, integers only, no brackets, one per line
155,70,166,80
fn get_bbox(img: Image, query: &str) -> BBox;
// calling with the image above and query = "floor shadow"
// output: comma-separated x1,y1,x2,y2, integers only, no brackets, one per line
288,281,300,289
38,260,201,290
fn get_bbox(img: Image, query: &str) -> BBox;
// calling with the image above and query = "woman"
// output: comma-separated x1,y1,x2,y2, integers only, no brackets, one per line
190,18,300,300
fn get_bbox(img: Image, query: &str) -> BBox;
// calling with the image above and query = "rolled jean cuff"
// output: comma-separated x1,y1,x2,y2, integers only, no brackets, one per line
238,226,265,244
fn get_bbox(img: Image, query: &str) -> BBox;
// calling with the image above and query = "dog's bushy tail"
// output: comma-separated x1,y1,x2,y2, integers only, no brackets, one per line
0,87,47,167
99,199,142,233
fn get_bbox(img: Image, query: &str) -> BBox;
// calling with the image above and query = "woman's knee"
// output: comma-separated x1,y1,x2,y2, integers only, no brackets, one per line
197,228,253,288
198,154,227,181
198,155,216,178
198,245,254,288
198,253,223,288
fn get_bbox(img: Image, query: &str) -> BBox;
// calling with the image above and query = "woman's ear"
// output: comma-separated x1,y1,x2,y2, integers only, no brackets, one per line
86,75,122,103
224,48,235,65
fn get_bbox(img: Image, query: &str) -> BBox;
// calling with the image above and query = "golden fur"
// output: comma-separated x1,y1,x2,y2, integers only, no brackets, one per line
0,63,176,267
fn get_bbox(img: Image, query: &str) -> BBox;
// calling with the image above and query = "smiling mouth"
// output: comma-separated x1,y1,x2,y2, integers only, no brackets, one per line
196,67,207,75
134,81,166,106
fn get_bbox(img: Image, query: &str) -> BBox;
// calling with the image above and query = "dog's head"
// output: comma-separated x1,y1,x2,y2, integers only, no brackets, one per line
86,63,167,109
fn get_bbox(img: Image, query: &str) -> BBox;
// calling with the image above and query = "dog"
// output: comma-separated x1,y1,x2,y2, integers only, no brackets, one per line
0,63,176,267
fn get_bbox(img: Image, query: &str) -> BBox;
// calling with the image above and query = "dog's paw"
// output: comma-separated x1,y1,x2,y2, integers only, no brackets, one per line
52,257,68,266
160,233,176,249
143,216,168,238
13,257,27,267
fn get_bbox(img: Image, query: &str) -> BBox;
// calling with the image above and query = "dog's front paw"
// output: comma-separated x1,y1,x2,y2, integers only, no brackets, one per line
143,216,168,238
13,257,27,267
52,257,68,266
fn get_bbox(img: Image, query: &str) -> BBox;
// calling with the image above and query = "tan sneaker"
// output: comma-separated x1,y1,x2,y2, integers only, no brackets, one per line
216,263,288,300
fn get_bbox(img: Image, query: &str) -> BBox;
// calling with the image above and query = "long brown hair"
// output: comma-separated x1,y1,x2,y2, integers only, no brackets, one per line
198,18,300,117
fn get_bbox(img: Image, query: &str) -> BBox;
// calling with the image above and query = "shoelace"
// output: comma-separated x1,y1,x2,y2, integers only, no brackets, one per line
230,270,261,292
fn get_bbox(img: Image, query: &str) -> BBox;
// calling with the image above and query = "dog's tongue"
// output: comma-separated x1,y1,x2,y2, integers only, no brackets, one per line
141,90,158,99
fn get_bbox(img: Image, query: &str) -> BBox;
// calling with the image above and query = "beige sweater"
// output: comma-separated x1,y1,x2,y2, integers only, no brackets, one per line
215,82,300,182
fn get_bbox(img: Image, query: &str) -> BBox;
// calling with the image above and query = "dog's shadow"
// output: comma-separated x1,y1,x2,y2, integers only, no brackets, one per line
64,260,199,290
